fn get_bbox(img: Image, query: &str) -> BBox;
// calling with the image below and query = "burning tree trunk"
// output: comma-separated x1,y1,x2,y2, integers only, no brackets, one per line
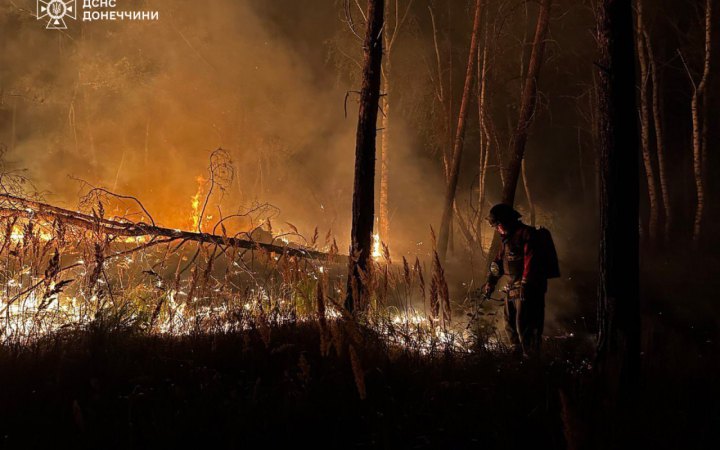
345,0,384,312
682,0,712,245
634,1,659,244
437,0,483,261
595,0,640,395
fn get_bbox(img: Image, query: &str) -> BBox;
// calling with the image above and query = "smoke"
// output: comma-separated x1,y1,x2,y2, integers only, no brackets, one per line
0,0,455,257
0,0,603,267
0,2,377,247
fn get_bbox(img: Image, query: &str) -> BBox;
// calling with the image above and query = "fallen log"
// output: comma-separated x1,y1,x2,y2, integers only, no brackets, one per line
0,194,330,260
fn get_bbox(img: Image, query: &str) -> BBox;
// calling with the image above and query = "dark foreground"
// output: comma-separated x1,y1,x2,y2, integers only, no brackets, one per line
0,312,717,450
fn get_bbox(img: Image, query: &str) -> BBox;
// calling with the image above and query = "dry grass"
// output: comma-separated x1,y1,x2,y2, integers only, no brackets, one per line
0,193,479,360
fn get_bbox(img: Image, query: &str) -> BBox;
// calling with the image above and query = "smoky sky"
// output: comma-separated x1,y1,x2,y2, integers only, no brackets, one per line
8,0,703,271
0,0,456,257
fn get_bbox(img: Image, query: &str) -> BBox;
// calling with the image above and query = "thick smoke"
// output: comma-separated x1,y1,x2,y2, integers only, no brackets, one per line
0,1,424,250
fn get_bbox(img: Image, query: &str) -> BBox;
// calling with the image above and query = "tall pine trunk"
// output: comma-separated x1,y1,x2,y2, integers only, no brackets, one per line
595,0,640,397
346,0,384,312
437,0,483,260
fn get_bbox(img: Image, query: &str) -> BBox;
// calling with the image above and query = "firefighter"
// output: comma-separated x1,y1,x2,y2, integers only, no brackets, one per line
482,203,548,355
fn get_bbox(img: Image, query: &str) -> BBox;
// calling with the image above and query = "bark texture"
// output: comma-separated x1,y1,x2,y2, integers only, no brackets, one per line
688,0,712,244
346,0,384,312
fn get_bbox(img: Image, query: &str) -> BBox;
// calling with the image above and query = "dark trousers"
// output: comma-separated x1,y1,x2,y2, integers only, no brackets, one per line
503,290,545,354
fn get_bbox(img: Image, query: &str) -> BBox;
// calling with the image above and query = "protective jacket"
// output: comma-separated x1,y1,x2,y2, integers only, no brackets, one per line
485,222,547,354
487,223,547,292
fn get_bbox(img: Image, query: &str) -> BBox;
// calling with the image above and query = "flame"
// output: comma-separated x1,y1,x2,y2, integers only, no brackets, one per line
190,175,205,230
9,225,52,243
122,236,147,244
372,233,382,260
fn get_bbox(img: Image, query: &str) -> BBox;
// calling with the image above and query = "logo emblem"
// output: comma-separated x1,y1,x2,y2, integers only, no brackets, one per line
37,0,76,30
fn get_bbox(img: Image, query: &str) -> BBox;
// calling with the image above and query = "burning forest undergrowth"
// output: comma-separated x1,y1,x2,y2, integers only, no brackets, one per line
0,152,485,358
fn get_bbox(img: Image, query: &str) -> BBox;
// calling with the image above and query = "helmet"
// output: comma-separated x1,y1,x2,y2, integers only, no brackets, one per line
486,203,521,227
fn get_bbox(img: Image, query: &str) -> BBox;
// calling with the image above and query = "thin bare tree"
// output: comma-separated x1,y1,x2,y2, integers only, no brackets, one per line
437,0,484,260
476,23,491,254
378,0,414,249
643,27,671,243
484,0,552,272
499,0,552,206
635,0,659,244
680,0,712,244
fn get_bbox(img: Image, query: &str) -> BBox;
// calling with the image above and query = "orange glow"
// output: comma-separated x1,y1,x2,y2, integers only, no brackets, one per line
190,175,205,230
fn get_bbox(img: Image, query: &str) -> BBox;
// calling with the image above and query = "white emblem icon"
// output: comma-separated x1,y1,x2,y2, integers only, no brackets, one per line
37,0,77,30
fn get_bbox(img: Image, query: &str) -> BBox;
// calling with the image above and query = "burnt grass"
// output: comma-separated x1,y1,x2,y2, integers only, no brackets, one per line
0,311,718,450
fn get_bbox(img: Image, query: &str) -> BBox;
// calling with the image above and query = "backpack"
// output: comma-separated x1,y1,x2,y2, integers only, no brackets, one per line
534,227,560,279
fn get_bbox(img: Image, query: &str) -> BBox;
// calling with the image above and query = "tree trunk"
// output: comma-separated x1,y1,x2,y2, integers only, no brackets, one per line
643,29,671,244
635,1,659,244
378,0,413,249
437,0,483,261
476,26,490,255
595,0,640,397
499,0,552,205
345,0,384,313
689,0,711,244
521,159,536,226
453,202,476,247
379,70,390,247
485,0,552,274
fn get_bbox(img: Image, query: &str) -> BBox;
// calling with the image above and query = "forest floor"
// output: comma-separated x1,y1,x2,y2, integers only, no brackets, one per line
0,258,717,450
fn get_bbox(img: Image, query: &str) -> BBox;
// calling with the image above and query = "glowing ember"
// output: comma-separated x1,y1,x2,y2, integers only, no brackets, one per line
122,236,148,244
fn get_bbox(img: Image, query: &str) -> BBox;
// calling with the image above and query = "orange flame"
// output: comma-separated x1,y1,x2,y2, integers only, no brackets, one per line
372,233,382,260
190,175,205,230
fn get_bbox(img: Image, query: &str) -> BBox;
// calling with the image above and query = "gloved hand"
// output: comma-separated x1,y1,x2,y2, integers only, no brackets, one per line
482,282,495,298
507,281,525,301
